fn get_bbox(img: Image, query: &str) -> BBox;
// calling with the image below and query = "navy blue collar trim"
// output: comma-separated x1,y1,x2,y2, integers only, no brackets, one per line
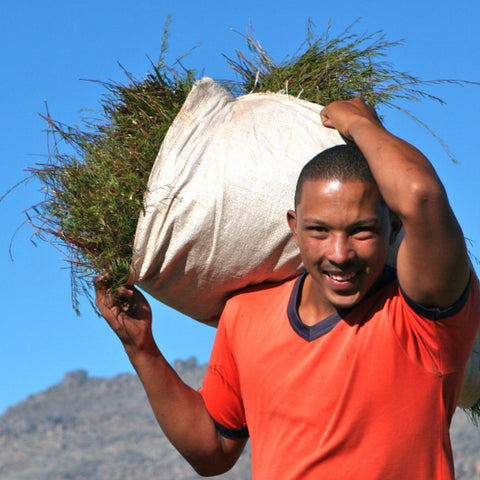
287,273,344,342
288,266,397,342
400,272,472,321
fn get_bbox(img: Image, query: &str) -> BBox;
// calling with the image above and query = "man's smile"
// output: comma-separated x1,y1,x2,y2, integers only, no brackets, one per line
322,269,363,292
324,270,359,282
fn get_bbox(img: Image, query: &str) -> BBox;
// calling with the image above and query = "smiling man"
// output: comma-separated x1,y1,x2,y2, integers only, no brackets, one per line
96,98,480,479
287,144,400,320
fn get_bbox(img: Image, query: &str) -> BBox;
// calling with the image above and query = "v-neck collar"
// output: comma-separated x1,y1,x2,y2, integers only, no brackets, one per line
287,266,396,341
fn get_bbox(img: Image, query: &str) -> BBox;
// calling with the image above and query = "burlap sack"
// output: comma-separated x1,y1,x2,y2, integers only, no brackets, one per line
131,77,479,408
132,77,345,324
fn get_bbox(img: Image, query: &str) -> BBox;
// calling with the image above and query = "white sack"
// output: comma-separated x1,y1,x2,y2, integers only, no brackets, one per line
132,77,345,324
131,77,478,408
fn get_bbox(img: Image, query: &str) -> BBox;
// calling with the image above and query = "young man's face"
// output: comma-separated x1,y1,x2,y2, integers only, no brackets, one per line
288,178,397,316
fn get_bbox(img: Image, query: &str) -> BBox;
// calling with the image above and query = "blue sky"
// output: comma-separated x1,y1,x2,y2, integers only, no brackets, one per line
1,0,480,415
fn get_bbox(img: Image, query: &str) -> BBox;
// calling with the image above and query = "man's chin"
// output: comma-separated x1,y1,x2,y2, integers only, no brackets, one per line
329,291,365,311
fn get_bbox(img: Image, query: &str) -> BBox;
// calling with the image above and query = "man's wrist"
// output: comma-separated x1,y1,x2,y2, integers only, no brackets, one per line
348,115,385,142
125,340,162,367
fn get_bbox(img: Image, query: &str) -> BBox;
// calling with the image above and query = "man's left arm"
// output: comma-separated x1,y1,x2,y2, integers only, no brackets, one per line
321,98,470,309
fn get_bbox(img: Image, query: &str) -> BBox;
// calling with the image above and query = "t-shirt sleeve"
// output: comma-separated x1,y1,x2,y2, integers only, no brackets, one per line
199,309,249,439
395,270,480,376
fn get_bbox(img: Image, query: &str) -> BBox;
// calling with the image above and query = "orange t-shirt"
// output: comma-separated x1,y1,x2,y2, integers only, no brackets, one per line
200,268,480,480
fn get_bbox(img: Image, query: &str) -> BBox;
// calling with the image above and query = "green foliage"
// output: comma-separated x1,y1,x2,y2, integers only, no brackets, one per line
28,58,195,311
24,19,474,310
226,21,471,161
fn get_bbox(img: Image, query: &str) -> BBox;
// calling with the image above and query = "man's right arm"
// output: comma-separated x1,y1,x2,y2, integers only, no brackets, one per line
94,281,246,476
320,99,470,310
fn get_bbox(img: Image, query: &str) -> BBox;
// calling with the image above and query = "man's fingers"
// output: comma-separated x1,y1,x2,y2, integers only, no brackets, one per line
94,272,109,291
95,288,119,321
117,286,134,298
94,274,134,308
320,108,333,128
94,279,125,320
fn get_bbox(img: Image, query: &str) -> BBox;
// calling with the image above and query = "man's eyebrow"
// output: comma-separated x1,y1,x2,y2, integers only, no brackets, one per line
302,218,381,227
351,218,382,227
303,218,329,226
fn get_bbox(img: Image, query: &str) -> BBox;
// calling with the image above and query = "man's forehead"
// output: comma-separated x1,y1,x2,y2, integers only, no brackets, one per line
300,178,380,196
297,178,387,214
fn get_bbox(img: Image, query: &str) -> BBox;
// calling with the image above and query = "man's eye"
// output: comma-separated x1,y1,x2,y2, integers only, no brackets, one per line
352,227,374,238
307,226,327,232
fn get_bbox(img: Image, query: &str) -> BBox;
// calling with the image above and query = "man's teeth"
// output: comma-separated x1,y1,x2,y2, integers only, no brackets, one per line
328,272,356,281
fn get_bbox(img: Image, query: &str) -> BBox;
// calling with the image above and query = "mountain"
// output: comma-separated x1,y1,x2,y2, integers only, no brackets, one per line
0,359,250,480
0,359,478,479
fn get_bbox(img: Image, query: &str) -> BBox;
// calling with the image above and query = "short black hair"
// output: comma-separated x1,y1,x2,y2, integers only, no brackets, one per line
295,144,375,206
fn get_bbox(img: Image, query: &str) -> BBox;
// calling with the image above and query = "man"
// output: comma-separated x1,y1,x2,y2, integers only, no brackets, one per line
95,98,479,479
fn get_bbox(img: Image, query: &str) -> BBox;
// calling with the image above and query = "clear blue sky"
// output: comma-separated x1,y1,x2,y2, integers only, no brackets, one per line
1,0,480,415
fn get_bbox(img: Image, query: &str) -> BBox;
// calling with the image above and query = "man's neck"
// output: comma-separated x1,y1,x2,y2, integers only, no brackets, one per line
297,275,338,326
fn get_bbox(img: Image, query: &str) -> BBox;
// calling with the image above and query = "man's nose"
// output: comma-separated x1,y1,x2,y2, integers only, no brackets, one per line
327,235,355,265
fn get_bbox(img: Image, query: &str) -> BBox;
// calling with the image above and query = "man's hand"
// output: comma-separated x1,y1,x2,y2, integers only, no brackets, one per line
94,277,157,358
320,97,383,141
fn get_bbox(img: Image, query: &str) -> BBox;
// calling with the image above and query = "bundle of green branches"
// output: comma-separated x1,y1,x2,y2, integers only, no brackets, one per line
26,20,461,308
29,64,195,311
20,19,480,419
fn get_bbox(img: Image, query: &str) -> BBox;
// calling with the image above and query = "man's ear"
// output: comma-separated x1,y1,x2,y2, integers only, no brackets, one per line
287,210,299,245
389,214,402,245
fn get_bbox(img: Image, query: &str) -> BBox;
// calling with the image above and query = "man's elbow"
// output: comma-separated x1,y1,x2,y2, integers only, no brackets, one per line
181,426,246,476
397,177,448,220
191,457,237,477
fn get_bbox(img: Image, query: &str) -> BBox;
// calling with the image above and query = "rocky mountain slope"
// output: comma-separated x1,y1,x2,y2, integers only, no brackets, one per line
0,359,250,480
0,359,478,479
